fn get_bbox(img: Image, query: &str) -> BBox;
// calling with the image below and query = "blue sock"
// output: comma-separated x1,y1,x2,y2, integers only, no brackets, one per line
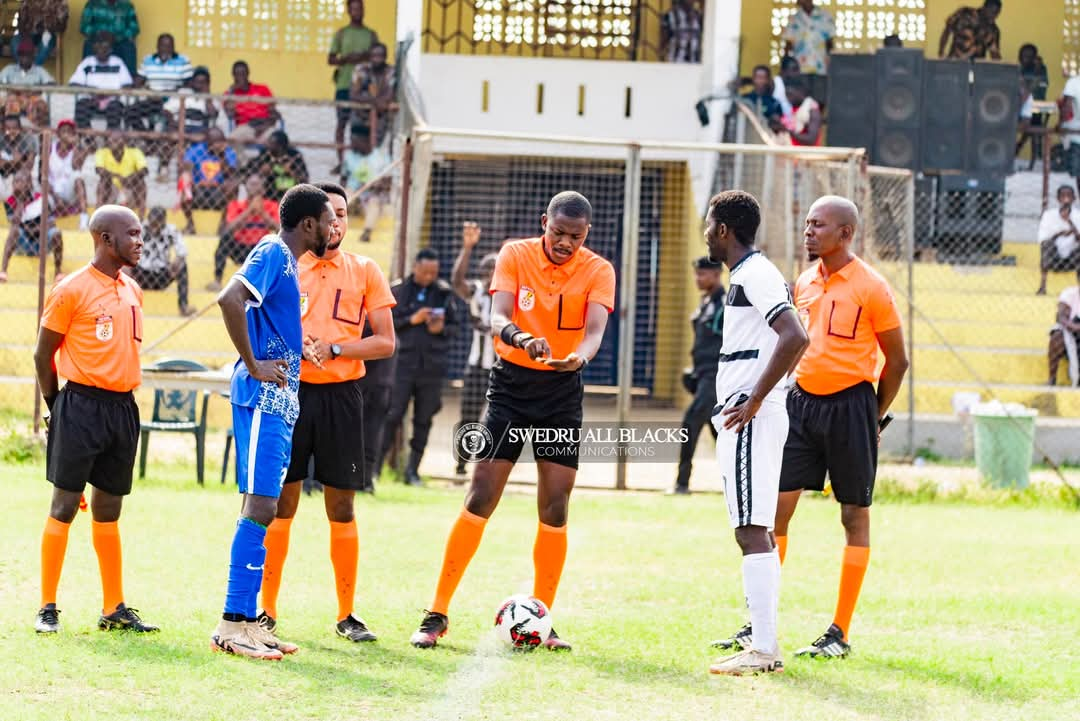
223,517,267,620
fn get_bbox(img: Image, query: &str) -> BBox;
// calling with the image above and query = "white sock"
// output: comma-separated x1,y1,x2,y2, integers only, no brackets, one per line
743,551,780,655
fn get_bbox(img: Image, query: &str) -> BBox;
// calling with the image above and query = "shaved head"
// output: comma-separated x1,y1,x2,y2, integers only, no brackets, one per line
810,195,859,231
89,205,141,241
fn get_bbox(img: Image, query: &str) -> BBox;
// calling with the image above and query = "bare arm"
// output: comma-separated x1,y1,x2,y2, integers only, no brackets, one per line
874,326,910,419
308,306,396,364
217,278,288,387
1059,302,1080,333
451,222,481,299
793,105,822,144
491,289,551,360
722,310,809,431
33,327,64,410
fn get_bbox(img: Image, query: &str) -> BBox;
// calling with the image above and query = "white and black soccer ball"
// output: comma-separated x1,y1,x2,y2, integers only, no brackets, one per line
493,594,552,649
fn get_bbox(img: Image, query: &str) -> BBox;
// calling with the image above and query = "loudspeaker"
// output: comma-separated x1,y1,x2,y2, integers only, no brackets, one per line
921,60,970,172
873,48,923,170
826,54,875,152
969,62,1020,174
934,174,1005,257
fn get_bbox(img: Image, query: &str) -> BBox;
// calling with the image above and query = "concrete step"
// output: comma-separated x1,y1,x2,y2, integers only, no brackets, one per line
913,346,1049,386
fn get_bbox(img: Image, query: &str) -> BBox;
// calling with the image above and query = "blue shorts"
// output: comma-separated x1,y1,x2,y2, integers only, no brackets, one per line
15,226,60,255
233,404,294,498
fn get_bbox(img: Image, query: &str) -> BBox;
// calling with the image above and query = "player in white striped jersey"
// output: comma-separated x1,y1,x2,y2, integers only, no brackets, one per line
704,190,809,676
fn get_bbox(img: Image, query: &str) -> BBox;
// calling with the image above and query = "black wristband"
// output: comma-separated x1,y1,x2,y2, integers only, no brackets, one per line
499,323,523,345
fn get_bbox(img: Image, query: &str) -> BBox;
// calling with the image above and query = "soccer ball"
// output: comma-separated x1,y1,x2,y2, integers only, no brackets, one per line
493,594,552,649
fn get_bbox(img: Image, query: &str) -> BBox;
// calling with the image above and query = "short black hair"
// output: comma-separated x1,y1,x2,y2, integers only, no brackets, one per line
269,130,290,147
752,65,771,77
780,56,800,73
93,30,114,45
192,66,210,80
232,60,249,73
415,248,439,263
372,42,388,54
546,191,592,223
1058,184,1075,198
785,75,807,92
707,190,761,247
1019,43,1037,55
279,184,330,231
315,182,347,202
157,33,175,45
983,0,1001,8
693,255,723,270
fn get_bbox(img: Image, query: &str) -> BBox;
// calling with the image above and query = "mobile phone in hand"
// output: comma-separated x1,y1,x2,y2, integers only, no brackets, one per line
878,413,894,432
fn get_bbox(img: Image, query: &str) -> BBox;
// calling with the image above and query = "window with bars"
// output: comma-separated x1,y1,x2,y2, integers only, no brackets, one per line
1066,0,1080,76
471,0,634,50
186,0,341,53
769,0,927,67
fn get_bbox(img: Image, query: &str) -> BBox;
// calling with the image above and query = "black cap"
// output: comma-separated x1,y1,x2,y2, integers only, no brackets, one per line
693,256,723,270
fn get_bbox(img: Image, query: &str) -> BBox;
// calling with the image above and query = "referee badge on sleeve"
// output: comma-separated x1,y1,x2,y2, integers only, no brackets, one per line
95,314,113,341
300,292,309,317
518,286,536,311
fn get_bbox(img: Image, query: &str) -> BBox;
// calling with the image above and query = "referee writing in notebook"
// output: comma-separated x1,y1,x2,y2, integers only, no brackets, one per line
256,182,396,643
410,191,615,651
714,195,909,659
33,205,158,634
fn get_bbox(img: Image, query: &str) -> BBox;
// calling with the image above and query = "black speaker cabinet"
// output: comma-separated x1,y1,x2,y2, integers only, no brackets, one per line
826,54,875,152
921,60,970,172
934,173,1005,257
969,62,1020,174
873,48,923,170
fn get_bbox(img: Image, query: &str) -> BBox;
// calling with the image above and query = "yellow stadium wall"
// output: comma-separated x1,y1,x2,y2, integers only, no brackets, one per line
739,1,1066,98
652,161,696,402
54,0,396,100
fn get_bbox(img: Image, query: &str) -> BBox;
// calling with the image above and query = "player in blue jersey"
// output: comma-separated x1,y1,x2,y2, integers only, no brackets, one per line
210,184,334,660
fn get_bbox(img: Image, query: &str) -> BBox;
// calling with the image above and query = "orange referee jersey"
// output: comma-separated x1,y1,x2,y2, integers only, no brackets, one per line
40,263,143,393
298,250,396,383
491,238,616,371
793,255,902,395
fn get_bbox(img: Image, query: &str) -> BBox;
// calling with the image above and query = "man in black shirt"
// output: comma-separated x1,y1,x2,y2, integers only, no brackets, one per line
671,256,725,495
246,130,308,201
382,248,459,485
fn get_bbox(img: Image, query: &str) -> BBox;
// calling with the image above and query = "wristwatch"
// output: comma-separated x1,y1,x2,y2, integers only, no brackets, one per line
330,343,342,360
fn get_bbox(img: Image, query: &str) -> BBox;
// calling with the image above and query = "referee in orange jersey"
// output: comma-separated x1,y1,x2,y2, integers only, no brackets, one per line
716,195,909,658
410,191,616,651
256,182,396,643
33,205,158,635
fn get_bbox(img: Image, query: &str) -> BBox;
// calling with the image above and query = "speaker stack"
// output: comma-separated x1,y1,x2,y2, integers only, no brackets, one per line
826,51,1019,257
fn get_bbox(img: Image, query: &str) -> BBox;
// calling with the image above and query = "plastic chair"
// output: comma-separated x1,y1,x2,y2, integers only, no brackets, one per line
138,358,211,485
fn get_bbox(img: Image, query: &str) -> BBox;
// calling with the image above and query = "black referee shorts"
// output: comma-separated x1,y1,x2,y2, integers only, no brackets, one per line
46,382,140,497
778,381,879,507
480,359,584,470
286,379,366,490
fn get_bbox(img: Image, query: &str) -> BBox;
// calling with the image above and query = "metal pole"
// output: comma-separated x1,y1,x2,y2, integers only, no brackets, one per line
905,173,916,460
783,157,796,280
615,143,642,491
175,96,186,181
1042,127,1051,212
394,136,413,282
33,129,53,435
760,153,774,256
845,152,858,202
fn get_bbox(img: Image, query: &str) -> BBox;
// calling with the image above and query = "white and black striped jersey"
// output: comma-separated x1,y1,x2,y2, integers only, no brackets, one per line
714,251,795,407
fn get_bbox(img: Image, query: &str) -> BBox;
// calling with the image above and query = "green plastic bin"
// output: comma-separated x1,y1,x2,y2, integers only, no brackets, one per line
971,403,1037,489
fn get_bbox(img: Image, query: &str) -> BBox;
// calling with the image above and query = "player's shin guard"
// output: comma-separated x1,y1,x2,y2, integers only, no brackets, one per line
224,517,267,620
533,522,568,610
260,517,293,619
743,551,780,656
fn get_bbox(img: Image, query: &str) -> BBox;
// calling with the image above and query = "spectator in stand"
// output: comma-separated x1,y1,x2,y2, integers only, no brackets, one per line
1,170,63,282
128,33,193,137
350,42,396,147
883,34,903,48
1060,72,1080,195
342,126,390,244
0,114,40,184
70,31,132,129
246,130,308,201
783,0,835,76
79,0,139,75
163,66,218,136
179,128,238,234
660,0,702,64
939,0,1002,61
329,0,379,172
1016,44,1049,166
1,38,55,128
11,0,69,67
1048,269,1080,386
224,60,280,146
782,77,823,146
1037,185,1080,295
47,120,90,231
207,173,279,291
95,130,147,219
772,56,800,118
126,207,194,317
741,65,785,133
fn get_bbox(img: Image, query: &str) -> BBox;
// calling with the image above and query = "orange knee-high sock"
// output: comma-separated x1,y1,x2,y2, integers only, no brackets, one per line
430,509,488,616
41,517,72,607
775,535,788,565
260,517,293,619
532,522,568,610
91,521,124,615
833,545,871,641
329,520,359,622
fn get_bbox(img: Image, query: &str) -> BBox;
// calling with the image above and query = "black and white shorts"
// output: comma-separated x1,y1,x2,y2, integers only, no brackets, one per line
712,393,789,529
